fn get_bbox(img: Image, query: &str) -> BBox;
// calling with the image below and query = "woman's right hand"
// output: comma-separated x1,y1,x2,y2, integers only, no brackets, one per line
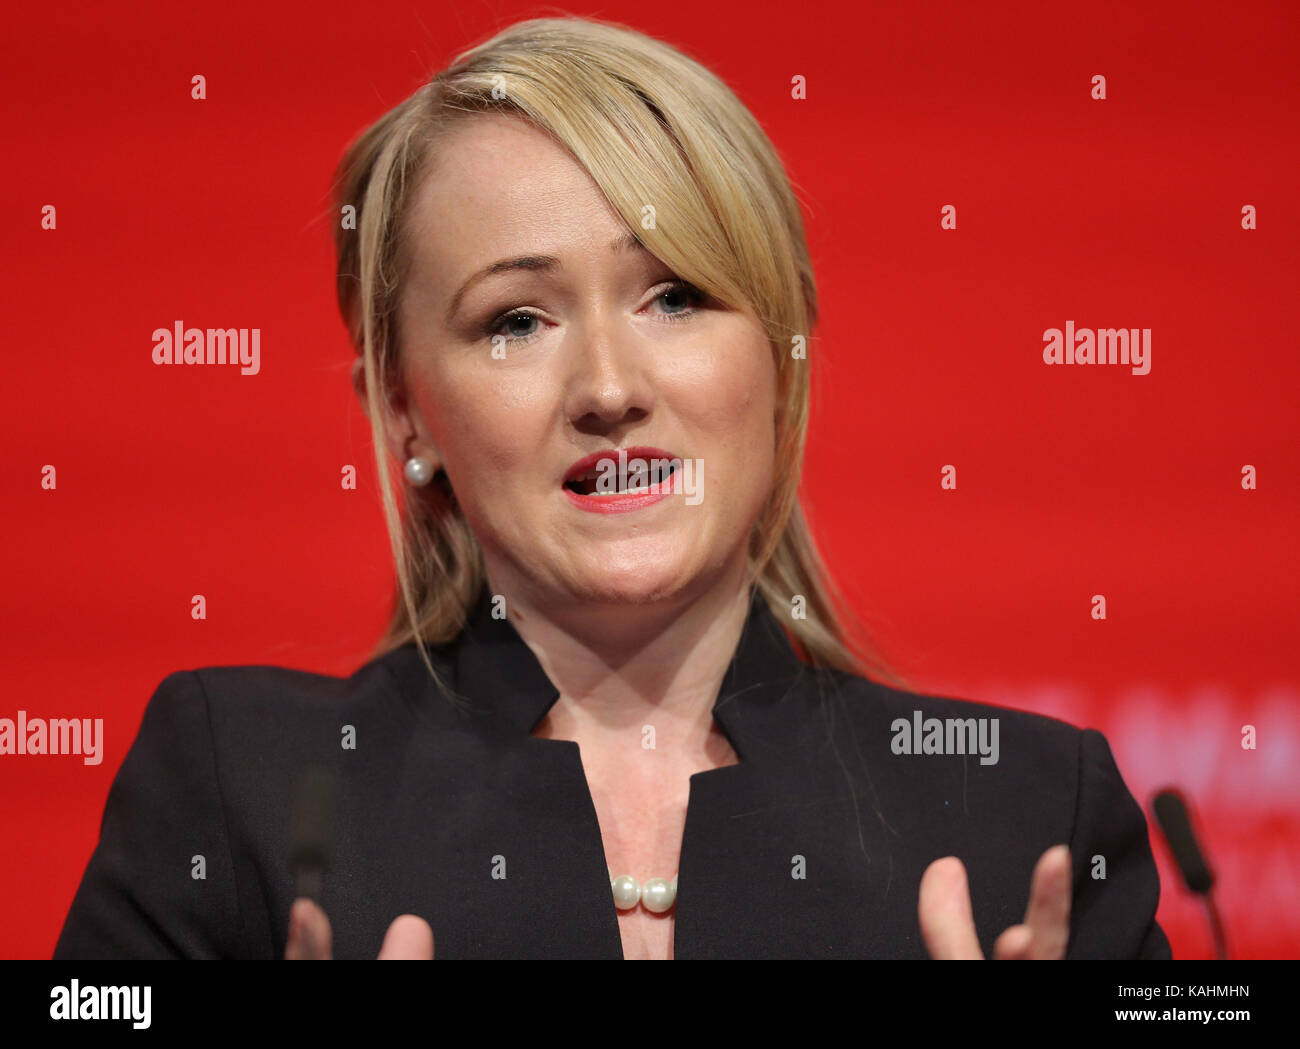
285,897,434,959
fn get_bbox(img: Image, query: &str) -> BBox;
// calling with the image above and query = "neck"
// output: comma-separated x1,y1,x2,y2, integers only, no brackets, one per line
486,563,754,749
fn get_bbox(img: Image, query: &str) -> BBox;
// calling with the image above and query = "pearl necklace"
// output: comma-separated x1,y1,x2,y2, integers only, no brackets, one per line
608,868,678,913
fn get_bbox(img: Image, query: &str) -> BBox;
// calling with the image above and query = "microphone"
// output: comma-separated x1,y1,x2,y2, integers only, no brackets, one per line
289,767,338,903
1151,788,1227,959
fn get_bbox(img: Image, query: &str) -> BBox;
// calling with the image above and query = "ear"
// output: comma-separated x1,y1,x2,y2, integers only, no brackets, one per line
350,356,368,413
350,357,443,472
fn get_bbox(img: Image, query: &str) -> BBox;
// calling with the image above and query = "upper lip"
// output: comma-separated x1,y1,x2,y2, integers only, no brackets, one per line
563,446,680,485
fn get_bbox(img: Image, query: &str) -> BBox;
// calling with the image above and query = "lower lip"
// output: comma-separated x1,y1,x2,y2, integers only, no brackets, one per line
562,470,679,514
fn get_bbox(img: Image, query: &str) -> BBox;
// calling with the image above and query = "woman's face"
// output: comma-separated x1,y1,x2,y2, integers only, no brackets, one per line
388,112,778,610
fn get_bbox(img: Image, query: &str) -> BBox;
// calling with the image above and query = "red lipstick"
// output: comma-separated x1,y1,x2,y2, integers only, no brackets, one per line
562,446,681,515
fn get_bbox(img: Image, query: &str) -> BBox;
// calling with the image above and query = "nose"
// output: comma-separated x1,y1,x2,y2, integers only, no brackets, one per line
562,311,654,431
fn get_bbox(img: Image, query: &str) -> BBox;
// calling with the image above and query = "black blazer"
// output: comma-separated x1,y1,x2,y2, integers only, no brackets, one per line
54,587,1172,959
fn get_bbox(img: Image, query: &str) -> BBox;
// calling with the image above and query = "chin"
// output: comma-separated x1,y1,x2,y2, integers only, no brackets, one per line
562,558,698,609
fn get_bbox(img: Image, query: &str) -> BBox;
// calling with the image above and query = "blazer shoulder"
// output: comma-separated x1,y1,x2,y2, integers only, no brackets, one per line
162,642,451,723
181,660,351,712
815,669,1170,958
822,667,1084,751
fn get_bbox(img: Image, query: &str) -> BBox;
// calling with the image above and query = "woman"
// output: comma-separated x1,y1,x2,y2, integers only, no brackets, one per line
53,16,1170,960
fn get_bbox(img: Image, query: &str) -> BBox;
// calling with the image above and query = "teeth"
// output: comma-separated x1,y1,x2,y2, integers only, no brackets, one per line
566,458,677,495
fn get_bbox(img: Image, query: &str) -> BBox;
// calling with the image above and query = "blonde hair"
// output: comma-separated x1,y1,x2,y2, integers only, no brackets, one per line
330,15,905,696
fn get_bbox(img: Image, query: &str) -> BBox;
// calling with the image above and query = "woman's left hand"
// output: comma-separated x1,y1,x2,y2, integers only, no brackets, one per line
918,844,1072,959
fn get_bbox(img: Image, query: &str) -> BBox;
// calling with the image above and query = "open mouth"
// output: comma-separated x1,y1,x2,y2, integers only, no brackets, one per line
561,447,681,498
563,460,678,495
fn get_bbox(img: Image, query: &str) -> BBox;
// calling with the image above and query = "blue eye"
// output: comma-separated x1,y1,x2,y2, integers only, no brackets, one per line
652,281,707,319
484,280,708,347
493,312,540,340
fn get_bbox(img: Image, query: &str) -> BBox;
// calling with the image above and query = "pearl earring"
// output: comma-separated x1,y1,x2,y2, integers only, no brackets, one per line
404,456,435,487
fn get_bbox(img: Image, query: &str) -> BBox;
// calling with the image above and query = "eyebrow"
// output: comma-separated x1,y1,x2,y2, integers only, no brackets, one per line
444,231,646,324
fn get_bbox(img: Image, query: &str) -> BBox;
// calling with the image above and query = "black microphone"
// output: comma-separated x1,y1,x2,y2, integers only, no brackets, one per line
1151,788,1227,959
289,767,338,903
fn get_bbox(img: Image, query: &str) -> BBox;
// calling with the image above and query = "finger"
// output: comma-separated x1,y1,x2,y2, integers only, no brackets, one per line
286,898,332,960
378,915,435,959
285,897,333,960
1021,844,1072,959
285,898,310,960
918,856,985,959
993,924,1033,960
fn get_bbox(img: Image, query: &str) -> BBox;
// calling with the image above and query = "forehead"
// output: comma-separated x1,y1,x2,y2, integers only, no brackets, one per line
402,113,627,281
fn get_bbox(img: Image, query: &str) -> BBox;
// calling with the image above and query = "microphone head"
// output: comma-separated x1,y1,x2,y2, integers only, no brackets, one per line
1152,788,1214,894
289,766,338,877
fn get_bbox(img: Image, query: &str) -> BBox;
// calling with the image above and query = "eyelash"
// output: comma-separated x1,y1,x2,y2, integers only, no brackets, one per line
484,280,708,347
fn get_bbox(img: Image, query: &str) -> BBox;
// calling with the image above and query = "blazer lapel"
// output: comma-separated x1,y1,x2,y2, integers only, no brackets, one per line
374,584,901,958
672,592,903,957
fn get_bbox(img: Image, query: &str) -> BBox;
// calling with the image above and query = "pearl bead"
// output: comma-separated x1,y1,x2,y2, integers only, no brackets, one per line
641,877,676,914
608,868,679,912
611,874,642,910
404,456,433,486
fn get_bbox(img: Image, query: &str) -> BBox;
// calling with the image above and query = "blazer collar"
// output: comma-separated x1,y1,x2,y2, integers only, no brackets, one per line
448,584,812,762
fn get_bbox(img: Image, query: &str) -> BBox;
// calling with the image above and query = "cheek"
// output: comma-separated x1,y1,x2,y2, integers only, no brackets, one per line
680,336,776,446
661,333,777,524
410,364,551,497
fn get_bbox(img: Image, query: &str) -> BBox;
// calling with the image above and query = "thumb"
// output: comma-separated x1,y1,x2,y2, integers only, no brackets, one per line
377,914,435,959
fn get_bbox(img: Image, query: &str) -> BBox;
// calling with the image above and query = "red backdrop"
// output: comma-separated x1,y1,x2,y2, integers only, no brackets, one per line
2,0,1297,959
